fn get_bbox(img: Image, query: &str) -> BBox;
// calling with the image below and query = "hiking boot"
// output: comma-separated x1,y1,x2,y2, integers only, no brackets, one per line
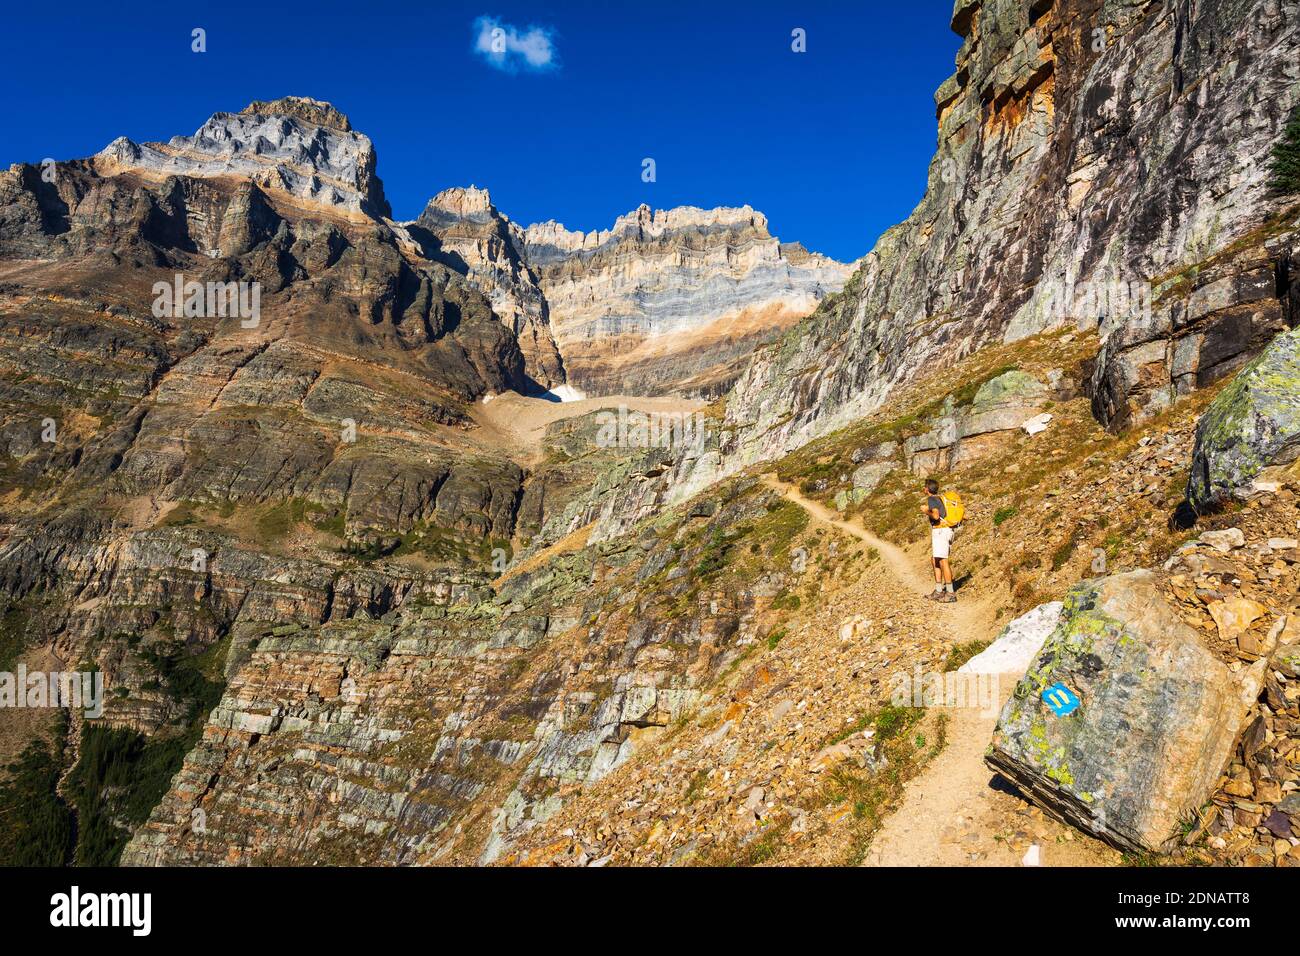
925,590,943,601
939,592,957,603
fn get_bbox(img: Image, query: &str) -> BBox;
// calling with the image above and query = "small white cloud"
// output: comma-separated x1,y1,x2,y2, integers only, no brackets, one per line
472,15,559,74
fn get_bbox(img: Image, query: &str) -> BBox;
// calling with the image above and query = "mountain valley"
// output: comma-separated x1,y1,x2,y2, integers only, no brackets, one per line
1,0,1299,872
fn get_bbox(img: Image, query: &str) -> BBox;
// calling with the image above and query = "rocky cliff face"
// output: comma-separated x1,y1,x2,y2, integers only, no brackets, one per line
523,205,854,398
414,187,566,391
0,98,585,862
583,0,1299,542
96,96,391,220
728,0,1297,450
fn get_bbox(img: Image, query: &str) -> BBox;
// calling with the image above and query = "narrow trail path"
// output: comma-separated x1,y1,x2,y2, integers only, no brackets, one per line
761,474,930,593
761,475,1110,866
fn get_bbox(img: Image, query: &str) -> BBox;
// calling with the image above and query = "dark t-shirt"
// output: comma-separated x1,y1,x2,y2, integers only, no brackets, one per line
927,495,946,527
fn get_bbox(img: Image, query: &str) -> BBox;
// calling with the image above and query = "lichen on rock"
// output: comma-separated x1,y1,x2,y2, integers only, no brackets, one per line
1187,326,1300,511
987,571,1266,853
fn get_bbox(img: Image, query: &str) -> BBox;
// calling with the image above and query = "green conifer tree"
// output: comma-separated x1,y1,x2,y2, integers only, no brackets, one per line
1272,105,1300,194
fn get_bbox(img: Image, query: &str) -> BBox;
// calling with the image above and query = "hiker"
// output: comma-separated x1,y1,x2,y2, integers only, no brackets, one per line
920,479,962,603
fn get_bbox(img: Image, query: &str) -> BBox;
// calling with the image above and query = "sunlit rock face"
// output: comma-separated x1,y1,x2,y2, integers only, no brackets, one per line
719,0,1298,461
415,187,566,391
523,205,854,398
95,95,391,220
585,0,1299,539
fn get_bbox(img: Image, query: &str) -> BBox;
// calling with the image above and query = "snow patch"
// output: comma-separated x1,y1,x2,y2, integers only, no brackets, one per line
545,384,588,403
959,601,1064,676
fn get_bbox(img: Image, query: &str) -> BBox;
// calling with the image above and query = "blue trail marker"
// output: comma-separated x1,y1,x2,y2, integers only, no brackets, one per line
1042,682,1080,717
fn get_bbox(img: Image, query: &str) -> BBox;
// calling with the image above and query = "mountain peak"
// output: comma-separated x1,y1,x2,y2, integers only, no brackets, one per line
239,96,353,132
522,203,772,260
94,96,388,219
421,186,499,224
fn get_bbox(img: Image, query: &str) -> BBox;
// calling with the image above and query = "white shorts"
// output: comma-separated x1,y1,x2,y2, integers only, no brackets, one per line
931,526,954,560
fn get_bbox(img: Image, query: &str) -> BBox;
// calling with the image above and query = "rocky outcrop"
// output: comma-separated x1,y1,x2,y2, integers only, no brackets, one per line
1089,242,1296,431
240,97,354,132
523,205,852,398
577,0,1299,542
415,187,565,391
1187,325,1300,510
95,95,390,219
904,368,1051,473
987,571,1266,853
720,0,1298,463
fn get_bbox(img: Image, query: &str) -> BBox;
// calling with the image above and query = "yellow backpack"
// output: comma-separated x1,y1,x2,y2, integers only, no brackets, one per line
937,490,964,528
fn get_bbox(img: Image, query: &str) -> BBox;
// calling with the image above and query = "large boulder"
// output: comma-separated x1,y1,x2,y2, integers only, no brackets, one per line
986,571,1266,853
1187,327,1300,511
905,370,1047,473
969,369,1047,412
962,370,1049,436
851,461,893,493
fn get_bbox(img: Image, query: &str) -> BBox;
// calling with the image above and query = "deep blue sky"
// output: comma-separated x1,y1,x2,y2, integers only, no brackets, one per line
2,1,960,262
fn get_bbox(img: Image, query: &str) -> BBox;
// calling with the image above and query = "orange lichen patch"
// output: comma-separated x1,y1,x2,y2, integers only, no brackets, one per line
984,60,1056,135
1035,72,1056,122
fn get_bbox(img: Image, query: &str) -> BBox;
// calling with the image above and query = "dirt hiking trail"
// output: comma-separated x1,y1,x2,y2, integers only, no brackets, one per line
762,474,1114,866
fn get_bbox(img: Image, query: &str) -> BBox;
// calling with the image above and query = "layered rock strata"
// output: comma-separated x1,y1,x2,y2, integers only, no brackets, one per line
523,205,853,398
586,0,1300,540
415,187,566,391
95,95,391,220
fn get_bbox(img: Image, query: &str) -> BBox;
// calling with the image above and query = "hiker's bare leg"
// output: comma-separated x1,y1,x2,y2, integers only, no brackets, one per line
932,558,943,585
939,558,953,586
